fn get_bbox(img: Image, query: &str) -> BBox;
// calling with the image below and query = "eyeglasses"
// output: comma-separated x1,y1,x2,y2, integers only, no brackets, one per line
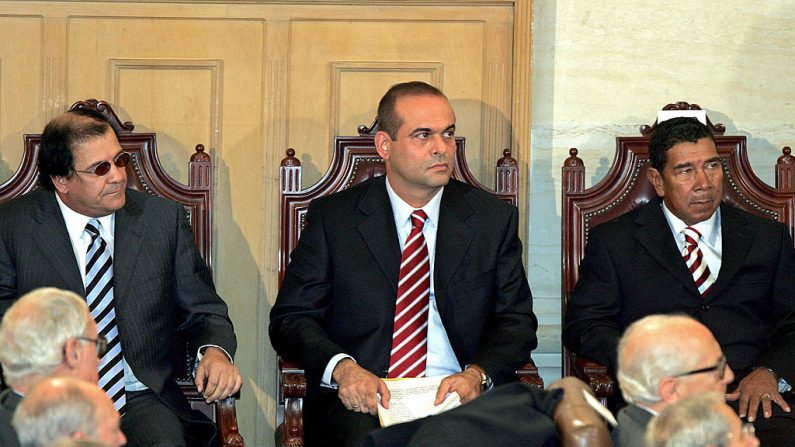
75,335,109,357
671,355,728,380
73,152,131,177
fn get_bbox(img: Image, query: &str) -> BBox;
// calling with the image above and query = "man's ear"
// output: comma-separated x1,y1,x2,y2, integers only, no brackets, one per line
658,376,679,403
52,175,69,194
647,167,666,198
374,131,391,160
63,338,80,368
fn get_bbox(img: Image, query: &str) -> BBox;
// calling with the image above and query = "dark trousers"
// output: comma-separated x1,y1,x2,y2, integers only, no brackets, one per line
304,390,381,447
121,390,217,447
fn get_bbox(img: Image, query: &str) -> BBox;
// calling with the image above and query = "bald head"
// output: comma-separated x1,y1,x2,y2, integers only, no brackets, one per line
617,315,733,409
13,377,126,447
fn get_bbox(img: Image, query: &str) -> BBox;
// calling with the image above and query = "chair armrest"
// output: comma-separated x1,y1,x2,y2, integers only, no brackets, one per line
571,354,615,404
278,358,307,447
516,361,544,389
549,377,611,447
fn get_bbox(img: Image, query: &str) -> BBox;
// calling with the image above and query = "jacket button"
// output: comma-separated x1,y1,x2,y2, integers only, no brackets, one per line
701,304,710,311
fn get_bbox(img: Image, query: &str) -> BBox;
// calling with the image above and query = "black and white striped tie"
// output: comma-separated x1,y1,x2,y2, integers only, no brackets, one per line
85,219,126,413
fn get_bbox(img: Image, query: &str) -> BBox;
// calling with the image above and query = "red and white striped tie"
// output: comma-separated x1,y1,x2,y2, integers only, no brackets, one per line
388,209,431,378
682,226,715,297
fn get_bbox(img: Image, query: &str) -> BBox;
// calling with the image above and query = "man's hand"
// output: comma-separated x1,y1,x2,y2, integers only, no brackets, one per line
434,368,482,405
194,347,242,403
726,368,791,421
333,359,390,416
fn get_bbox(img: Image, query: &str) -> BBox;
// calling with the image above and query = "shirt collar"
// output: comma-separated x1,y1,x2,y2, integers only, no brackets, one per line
661,201,720,247
384,176,443,229
54,191,115,241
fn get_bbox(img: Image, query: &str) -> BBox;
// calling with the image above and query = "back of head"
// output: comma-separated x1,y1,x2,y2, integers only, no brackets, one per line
0,288,89,389
649,117,714,171
13,377,102,447
645,392,730,447
376,81,447,139
49,439,111,447
617,314,708,406
38,109,114,190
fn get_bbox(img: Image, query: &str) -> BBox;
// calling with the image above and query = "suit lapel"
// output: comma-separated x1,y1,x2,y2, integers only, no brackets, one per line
357,178,402,294
112,191,145,303
633,201,701,296
31,192,84,293
434,181,475,315
707,205,753,298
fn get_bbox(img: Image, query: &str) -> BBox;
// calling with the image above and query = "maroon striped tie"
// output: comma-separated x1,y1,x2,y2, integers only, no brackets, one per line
682,226,715,297
388,210,430,378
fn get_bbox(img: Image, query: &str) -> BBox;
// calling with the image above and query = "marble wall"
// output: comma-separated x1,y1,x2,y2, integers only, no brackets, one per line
530,0,795,384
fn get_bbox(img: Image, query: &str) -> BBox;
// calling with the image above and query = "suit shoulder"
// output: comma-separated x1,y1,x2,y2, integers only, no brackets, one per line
446,178,516,213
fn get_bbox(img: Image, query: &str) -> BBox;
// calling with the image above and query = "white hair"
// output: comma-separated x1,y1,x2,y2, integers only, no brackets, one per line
645,392,732,447
13,378,101,447
617,314,704,405
0,288,90,387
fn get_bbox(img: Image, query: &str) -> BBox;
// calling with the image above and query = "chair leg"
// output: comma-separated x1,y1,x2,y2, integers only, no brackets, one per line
215,397,245,447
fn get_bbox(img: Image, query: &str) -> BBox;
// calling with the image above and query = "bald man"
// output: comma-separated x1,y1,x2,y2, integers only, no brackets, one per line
612,314,734,446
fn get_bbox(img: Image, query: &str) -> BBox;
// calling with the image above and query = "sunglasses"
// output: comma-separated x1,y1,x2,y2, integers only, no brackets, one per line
75,335,109,357
73,152,131,177
671,354,728,380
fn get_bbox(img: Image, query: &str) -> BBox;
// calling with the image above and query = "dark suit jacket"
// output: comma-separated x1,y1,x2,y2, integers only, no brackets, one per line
563,200,795,386
611,404,653,447
270,176,537,389
0,189,236,416
0,389,21,447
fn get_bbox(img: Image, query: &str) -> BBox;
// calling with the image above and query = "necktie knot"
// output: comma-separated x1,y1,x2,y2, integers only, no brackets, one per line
682,226,702,246
85,219,101,239
410,210,428,229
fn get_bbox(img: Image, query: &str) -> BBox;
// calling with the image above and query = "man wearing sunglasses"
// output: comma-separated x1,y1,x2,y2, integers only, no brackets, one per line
0,109,240,446
0,287,106,447
611,315,736,447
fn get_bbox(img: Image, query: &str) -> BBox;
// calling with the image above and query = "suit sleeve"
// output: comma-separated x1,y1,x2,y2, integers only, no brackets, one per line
562,225,624,374
170,203,237,358
756,225,795,385
269,202,346,386
467,205,538,385
0,226,18,316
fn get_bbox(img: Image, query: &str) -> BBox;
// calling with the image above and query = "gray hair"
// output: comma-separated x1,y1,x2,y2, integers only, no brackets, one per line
645,392,731,447
0,288,90,387
48,439,111,447
13,378,101,447
617,314,703,405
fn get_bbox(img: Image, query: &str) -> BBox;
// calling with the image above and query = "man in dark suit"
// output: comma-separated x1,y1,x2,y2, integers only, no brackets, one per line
0,109,241,446
612,315,734,446
270,81,537,446
0,287,104,447
563,117,795,445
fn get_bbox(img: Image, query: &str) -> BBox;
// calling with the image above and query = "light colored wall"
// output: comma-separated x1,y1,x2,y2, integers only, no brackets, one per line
530,0,795,384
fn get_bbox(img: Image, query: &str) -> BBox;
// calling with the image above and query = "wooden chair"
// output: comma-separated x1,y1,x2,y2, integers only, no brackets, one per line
0,99,245,447
276,122,543,447
561,101,795,406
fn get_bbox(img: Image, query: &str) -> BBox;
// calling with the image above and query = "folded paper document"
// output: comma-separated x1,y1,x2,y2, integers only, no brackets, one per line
377,375,461,427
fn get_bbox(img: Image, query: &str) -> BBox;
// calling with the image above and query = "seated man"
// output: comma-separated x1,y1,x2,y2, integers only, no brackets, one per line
0,287,103,447
563,116,795,445
12,376,126,447
612,315,734,446
646,391,760,447
270,81,537,447
0,108,241,446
